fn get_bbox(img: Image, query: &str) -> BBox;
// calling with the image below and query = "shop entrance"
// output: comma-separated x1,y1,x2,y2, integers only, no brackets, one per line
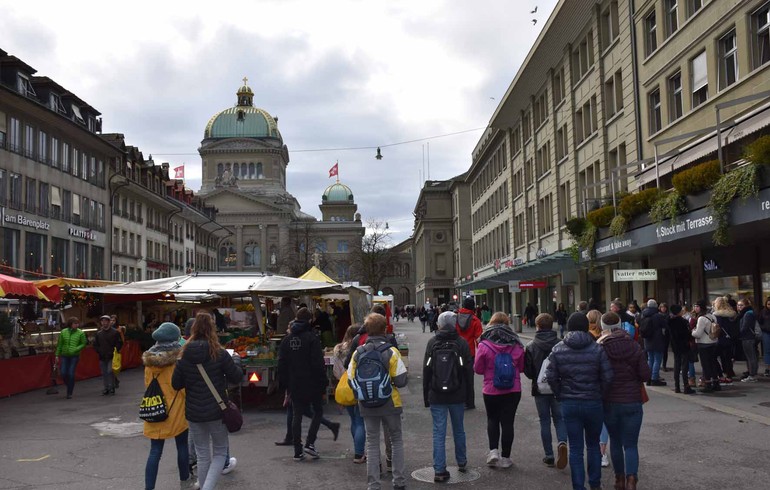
658,267,692,306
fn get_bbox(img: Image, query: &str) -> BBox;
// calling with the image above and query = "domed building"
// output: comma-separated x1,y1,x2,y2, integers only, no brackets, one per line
198,80,364,279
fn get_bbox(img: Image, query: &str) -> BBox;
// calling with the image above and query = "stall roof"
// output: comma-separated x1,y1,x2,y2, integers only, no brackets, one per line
298,266,337,284
73,272,347,297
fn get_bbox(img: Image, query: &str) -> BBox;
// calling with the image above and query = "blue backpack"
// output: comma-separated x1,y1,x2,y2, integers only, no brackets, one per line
483,341,515,389
622,321,635,338
351,343,393,408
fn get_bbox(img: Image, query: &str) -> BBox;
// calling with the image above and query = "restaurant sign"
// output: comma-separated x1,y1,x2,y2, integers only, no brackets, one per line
613,269,658,282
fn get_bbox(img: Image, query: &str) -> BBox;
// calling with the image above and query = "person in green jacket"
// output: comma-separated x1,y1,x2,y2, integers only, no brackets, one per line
56,317,88,399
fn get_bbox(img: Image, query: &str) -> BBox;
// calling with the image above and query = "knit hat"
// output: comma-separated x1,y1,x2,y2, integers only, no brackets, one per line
437,311,457,333
647,299,658,309
295,307,313,323
567,312,589,332
462,297,475,310
152,322,181,342
600,312,621,331
184,318,195,337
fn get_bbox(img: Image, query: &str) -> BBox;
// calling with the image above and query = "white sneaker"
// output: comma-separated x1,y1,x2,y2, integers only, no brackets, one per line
741,376,757,383
221,457,237,475
486,449,500,466
601,453,610,467
498,457,513,468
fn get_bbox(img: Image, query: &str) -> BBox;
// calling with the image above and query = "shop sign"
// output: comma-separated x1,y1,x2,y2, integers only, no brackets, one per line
703,259,720,272
472,289,487,295
493,257,525,272
613,269,658,282
1,208,50,231
519,281,547,289
508,281,521,292
146,260,169,272
655,215,714,239
69,227,96,241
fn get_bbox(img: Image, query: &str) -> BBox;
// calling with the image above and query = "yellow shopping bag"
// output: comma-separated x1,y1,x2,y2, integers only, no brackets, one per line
334,371,357,406
112,347,122,375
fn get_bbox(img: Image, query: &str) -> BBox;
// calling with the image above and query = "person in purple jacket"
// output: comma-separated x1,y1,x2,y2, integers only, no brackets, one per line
473,312,525,470
597,312,651,490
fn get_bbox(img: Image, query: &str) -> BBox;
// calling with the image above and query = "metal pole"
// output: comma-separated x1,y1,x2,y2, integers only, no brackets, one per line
716,106,724,174
654,145,660,189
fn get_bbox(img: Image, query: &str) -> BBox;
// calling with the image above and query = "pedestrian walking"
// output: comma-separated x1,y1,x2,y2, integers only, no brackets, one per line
758,297,770,377
55,317,87,399
555,304,568,339
473,312,525,469
347,312,408,490
419,307,428,333
691,300,719,392
110,315,125,389
172,312,241,490
546,312,614,490
481,303,492,325
423,311,473,481
712,297,738,381
523,313,568,470
737,299,759,382
639,300,667,386
456,297,483,409
524,303,538,328
94,314,122,396
142,322,195,490
597,312,650,490
332,325,364,463
278,307,329,461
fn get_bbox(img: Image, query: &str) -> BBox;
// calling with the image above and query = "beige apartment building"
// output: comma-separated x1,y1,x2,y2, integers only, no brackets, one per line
451,0,770,315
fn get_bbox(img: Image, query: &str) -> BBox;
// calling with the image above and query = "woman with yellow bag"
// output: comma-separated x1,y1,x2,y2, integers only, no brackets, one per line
110,315,125,389
333,325,365,463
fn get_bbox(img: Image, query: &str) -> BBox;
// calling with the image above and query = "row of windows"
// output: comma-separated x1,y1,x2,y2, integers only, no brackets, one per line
217,162,265,180
646,12,768,135
1,228,105,278
2,117,107,188
0,170,106,231
644,0,706,58
471,142,507,203
472,183,509,233
472,220,510,269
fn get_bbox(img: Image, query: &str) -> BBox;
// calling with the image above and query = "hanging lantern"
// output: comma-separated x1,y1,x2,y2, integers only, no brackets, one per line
375,147,383,160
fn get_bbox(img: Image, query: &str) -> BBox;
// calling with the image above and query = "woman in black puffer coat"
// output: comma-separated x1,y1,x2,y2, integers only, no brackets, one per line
736,299,758,381
172,312,241,490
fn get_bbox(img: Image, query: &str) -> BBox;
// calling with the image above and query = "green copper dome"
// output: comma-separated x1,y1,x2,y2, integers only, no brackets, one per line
322,182,354,202
203,80,281,140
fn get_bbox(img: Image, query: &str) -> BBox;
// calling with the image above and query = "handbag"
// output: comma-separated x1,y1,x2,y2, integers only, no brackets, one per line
196,364,243,433
640,383,650,404
334,371,357,406
112,347,122,375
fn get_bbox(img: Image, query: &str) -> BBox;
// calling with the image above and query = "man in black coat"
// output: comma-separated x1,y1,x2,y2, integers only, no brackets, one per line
423,311,474,481
278,307,328,461
640,299,668,386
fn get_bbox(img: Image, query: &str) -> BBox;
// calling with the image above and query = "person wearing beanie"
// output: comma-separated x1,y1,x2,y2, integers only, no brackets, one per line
546,312,613,490
278,306,329,461
456,297,483,410
94,314,123,396
668,305,695,395
639,299,668,386
474,312,526,470
597,311,650,489
423,311,473,481
142,321,195,489
524,313,568,470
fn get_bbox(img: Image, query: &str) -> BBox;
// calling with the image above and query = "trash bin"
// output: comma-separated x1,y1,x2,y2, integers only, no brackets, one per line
511,314,522,333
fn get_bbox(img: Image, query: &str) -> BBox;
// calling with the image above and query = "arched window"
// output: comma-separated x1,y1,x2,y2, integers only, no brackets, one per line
404,263,410,277
219,241,236,267
233,163,240,178
269,245,277,266
257,162,264,179
241,163,248,178
217,163,224,177
248,163,255,179
244,241,261,267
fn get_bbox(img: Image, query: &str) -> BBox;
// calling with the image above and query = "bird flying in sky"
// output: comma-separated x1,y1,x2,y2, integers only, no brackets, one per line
532,19,537,25
531,6,538,14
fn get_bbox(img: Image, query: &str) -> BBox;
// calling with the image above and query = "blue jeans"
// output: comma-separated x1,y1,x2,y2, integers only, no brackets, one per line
603,402,643,478
189,420,228,490
346,405,366,456
59,355,79,396
430,403,467,472
99,358,113,390
688,361,695,378
647,350,663,381
600,424,608,445
763,332,770,366
534,395,567,458
561,399,604,490
559,323,566,338
145,430,190,490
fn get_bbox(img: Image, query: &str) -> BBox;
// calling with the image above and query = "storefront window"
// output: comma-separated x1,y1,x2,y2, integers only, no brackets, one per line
761,272,770,304
91,246,104,279
51,238,68,276
24,232,47,273
706,275,753,303
1,229,20,272
74,242,88,277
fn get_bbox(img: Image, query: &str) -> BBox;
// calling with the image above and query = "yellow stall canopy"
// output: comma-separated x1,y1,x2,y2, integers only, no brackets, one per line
298,266,337,284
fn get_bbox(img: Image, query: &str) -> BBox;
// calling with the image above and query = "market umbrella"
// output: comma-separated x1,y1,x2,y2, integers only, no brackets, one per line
33,277,117,304
0,273,50,301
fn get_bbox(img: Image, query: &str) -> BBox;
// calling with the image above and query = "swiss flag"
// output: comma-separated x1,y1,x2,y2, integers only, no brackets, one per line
329,163,338,178
173,165,184,179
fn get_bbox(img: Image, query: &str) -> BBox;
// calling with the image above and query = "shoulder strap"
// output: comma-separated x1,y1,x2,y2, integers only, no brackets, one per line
196,364,226,410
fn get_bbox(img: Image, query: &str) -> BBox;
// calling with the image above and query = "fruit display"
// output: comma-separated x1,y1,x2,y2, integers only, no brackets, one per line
225,335,276,359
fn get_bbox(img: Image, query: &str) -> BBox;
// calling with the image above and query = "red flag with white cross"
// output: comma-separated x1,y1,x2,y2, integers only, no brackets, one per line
329,163,338,179
173,165,184,179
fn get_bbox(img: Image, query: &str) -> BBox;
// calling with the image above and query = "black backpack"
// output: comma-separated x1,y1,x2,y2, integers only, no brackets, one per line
639,316,654,339
429,340,463,393
139,375,178,423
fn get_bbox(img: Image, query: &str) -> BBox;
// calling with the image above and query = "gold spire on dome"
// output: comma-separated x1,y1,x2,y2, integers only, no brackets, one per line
236,77,254,107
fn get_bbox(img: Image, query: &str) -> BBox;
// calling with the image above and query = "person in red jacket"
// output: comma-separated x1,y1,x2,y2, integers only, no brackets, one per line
456,297,483,409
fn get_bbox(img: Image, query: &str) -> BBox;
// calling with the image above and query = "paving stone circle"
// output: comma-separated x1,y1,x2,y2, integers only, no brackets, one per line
411,466,481,484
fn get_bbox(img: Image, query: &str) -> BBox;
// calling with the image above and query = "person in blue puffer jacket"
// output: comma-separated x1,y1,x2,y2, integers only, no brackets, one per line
546,312,613,490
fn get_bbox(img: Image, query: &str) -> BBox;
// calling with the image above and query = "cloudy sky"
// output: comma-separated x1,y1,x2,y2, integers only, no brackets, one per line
2,0,557,244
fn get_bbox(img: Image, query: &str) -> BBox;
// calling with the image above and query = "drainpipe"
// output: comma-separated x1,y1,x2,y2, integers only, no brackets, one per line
628,0,643,161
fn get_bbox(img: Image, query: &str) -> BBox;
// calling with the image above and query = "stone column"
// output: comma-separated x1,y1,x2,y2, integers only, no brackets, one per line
260,224,267,270
235,224,243,272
